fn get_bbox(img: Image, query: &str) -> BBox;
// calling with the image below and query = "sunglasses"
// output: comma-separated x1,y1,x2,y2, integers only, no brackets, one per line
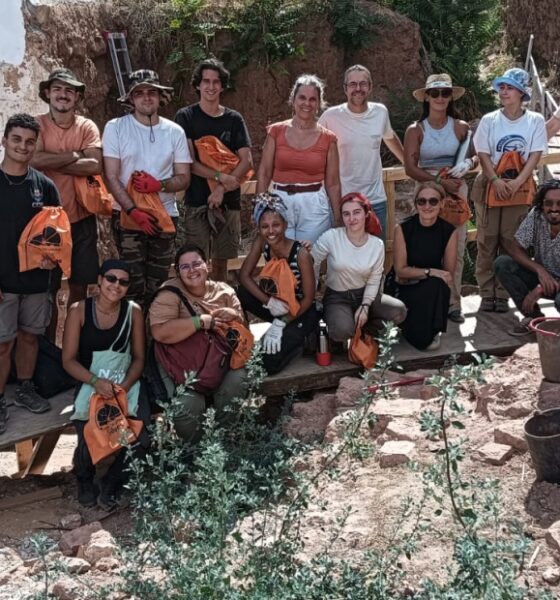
426,88,453,99
103,274,130,287
416,197,441,206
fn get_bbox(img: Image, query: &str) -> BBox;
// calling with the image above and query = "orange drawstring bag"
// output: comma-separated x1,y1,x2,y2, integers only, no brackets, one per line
83,385,143,465
258,258,301,318
216,320,255,370
348,326,379,370
120,177,175,233
485,151,536,208
195,135,254,192
74,175,113,216
436,167,472,227
18,206,72,278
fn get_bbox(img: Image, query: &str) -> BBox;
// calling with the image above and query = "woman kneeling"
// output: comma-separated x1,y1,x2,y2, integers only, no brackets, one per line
238,193,319,374
149,244,248,445
311,192,406,347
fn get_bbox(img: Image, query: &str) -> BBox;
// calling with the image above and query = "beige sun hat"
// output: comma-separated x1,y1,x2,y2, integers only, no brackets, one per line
412,74,465,102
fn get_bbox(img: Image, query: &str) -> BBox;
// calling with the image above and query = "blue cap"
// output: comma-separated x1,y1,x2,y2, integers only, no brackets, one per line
491,68,531,102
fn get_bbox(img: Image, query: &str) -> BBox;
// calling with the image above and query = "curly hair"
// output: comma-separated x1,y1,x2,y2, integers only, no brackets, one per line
191,58,230,93
3,113,40,138
533,179,560,212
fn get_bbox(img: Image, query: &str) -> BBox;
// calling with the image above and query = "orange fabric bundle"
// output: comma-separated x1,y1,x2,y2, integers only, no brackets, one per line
83,385,143,465
216,320,254,370
195,135,254,192
18,206,73,277
485,151,536,207
436,167,472,227
74,174,113,216
258,258,301,318
348,326,379,370
120,177,175,233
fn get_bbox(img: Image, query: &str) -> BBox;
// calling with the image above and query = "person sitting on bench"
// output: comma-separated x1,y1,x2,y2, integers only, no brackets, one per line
495,179,560,336
62,259,150,510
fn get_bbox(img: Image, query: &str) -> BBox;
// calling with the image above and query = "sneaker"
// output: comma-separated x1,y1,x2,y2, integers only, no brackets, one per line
448,309,465,324
0,397,8,435
14,381,50,414
479,297,495,312
426,333,441,351
77,478,98,508
509,316,534,337
494,298,510,313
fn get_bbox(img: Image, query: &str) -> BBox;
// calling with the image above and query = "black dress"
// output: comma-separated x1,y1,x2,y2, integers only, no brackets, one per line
396,215,454,349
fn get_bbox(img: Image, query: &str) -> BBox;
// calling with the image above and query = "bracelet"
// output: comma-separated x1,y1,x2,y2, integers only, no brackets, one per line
490,175,500,183
192,316,201,331
125,205,136,215
214,171,221,182
89,374,99,386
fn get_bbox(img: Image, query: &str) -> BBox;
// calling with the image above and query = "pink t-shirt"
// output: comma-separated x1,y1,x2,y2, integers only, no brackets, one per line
267,121,337,184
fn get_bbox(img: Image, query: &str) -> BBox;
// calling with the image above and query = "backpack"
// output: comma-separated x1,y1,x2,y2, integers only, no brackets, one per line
74,175,113,216
119,176,176,233
259,258,301,318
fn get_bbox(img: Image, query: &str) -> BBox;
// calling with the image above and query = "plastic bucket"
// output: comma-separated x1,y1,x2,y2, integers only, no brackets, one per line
524,409,560,483
529,317,560,383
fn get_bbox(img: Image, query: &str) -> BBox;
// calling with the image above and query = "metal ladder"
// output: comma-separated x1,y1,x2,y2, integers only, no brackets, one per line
102,31,133,98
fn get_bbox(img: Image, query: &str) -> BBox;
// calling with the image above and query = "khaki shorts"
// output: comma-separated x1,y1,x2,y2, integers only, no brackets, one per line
184,206,240,260
0,292,52,343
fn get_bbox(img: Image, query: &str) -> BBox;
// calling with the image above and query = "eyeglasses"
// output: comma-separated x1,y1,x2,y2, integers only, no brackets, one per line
103,274,130,287
345,81,370,90
426,88,453,99
178,260,205,272
416,196,441,206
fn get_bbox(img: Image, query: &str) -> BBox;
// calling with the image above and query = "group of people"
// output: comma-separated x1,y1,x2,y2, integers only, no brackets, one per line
1,57,559,509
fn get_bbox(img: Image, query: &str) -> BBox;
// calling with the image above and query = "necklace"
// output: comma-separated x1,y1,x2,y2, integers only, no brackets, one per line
291,117,316,130
50,111,75,130
94,298,120,316
1,167,29,186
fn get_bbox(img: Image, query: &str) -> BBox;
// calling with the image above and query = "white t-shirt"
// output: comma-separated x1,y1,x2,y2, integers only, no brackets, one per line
102,114,192,216
318,102,395,206
311,227,385,304
473,108,547,166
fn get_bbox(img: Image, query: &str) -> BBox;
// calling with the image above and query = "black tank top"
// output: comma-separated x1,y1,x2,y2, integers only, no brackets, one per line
78,298,130,369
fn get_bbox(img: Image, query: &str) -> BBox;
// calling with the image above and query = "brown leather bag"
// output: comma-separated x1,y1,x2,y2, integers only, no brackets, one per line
348,326,379,370
485,151,536,207
83,385,143,465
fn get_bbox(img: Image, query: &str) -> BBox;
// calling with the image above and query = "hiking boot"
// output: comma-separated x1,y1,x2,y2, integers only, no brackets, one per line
77,478,98,508
448,309,465,324
479,297,495,312
509,316,535,337
14,380,50,414
0,397,8,435
494,298,510,313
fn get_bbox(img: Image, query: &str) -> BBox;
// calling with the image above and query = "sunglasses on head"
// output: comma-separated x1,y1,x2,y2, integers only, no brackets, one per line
426,88,453,99
103,273,130,287
416,196,441,206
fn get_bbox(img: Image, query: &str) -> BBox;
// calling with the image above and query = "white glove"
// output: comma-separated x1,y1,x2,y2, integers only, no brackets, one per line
448,158,473,179
264,296,290,317
262,318,286,354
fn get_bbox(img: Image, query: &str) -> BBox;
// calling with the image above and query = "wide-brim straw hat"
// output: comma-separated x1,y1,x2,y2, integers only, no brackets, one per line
118,69,174,107
412,74,465,102
39,68,86,103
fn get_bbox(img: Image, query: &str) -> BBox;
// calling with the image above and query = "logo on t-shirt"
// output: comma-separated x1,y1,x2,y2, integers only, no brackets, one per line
497,135,526,153
31,186,44,208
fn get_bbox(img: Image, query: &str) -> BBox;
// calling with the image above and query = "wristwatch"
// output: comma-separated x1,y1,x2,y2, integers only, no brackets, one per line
424,268,431,277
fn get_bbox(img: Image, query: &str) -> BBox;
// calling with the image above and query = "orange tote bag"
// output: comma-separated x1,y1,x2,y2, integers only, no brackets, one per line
74,175,113,216
120,176,175,234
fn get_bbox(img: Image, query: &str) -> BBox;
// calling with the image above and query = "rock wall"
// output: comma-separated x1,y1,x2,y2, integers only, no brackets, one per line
504,0,560,69
1,0,426,159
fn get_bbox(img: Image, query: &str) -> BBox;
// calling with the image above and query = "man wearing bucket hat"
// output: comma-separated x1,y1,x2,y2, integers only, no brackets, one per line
103,69,192,308
32,67,103,337
473,67,547,314
318,64,404,238
495,179,560,335
404,73,478,324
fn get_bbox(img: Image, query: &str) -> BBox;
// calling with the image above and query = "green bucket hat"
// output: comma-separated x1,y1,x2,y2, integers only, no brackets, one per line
39,68,86,103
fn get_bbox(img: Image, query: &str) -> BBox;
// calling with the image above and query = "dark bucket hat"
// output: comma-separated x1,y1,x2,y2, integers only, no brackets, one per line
118,69,174,107
39,68,86,103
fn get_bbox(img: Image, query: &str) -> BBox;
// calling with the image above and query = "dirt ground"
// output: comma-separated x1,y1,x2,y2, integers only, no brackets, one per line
1,342,560,597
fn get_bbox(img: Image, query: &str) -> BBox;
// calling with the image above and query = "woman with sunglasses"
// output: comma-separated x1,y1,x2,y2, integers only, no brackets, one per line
311,192,406,348
404,74,476,324
256,74,341,243
393,182,458,350
238,193,318,374
62,259,150,510
149,244,247,444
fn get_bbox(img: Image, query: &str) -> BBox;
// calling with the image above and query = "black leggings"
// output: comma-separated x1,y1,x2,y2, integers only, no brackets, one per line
237,285,318,375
